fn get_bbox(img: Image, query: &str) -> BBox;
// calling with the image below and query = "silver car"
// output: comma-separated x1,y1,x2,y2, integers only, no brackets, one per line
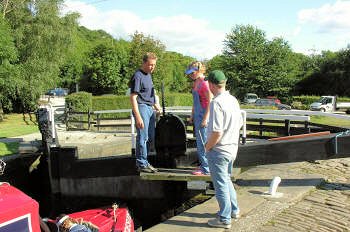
255,99,291,110
243,93,259,104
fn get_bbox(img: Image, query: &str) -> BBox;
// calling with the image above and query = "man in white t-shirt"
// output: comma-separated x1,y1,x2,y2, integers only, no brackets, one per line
204,70,243,229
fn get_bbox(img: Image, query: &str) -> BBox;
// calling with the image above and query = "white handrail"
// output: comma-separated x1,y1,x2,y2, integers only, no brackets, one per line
243,109,350,120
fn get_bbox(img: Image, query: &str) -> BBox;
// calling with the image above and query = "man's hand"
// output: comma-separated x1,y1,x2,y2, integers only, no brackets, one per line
135,116,144,129
205,143,209,153
201,119,207,128
187,116,193,124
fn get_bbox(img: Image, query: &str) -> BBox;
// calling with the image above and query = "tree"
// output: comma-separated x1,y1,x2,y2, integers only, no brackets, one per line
206,55,225,73
127,32,166,92
81,42,129,95
221,24,299,99
295,49,350,96
0,16,19,111
161,51,194,93
2,0,77,112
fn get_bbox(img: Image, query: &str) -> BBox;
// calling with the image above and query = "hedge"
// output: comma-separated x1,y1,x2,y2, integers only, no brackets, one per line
67,93,350,112
92,95,130,111
65,91,92,112
292,96,321,106
91,93,193,111
162,93,193,107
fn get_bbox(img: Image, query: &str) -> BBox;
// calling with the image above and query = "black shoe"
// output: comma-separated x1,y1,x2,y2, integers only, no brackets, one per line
137,166,156,173
148,164,158,172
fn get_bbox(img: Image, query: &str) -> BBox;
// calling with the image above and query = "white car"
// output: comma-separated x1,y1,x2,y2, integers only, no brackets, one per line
243,93,259,104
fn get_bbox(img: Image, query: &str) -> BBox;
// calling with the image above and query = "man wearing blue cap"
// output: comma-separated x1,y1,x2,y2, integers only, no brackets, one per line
205,70,242,229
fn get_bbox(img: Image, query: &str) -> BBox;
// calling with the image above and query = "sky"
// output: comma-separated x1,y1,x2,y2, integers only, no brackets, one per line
62,0,350,60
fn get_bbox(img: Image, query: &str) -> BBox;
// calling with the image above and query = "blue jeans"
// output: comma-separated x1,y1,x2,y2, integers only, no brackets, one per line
207,150,239,224
194,119,210,174
135,104,155,168
192,87,209,174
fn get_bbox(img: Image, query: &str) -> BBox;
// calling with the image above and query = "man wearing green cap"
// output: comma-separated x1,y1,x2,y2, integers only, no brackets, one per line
204,70,242,229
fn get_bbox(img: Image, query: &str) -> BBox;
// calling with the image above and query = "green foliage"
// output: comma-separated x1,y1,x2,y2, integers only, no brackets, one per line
84,92,193,120
126,32,166,91
295,48,350,97
0,16,19,112
161,51,194,93
1,0,78,112
240,104,277,110
207,55,225,73
92,95,130,111
0,103,3,121
164,93,192,107
310,115,350,127
221,25,302,99
65,91,92,112
59,26,130,93
0,142,19,156
338,96,350,102
290,101,306,110
91,93,192,112
0,113,38,138
82,42,129,95
292,95,322,106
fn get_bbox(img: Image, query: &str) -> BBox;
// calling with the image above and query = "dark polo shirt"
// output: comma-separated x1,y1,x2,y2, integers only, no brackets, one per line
130,69,155,106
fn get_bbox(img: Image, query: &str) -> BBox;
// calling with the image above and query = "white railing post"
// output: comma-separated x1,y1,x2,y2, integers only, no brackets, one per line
45,104,56,147
131,112,136,157
241,110,247,144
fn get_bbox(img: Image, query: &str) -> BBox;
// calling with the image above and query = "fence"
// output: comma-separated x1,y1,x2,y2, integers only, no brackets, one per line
64,107,344,140
65,109,132,132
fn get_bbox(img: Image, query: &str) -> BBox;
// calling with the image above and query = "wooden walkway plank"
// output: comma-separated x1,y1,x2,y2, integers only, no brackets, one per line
139,168,239,182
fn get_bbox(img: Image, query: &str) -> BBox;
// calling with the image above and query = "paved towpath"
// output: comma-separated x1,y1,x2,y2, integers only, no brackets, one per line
147,157,350,232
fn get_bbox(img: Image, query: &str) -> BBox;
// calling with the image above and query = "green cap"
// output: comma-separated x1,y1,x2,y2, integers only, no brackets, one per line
205,70,227,84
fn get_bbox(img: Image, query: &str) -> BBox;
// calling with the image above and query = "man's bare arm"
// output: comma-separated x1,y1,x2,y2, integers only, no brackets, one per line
130,93,144,129
205,131,222,152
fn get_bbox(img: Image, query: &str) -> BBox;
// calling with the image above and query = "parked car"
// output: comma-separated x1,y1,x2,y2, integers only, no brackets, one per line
266,96,281,104
255,98,291,110
310,96,350,113
46,88,68,96
243,93,259,104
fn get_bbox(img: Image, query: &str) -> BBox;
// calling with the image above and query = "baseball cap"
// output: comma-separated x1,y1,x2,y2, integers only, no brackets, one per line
185,66,199,75
185,61,204,75
205,70,227,84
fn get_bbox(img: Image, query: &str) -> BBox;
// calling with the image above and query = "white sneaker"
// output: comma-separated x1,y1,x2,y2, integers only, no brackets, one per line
208,218,231,229
232,211,240,219
216,210,240,219
147,164,158,172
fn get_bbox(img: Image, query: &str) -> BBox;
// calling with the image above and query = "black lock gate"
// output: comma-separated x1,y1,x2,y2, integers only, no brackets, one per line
155,114,187,168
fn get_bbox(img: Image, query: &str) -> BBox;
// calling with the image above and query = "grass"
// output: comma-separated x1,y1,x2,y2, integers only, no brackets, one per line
0,142,19,157
0,114,39,138
310,115,350,128
0,113,38,156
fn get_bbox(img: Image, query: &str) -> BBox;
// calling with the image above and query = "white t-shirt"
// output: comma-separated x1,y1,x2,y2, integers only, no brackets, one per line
207,91,243,158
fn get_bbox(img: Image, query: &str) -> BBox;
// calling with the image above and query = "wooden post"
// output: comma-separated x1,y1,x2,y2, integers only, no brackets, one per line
259,118,263,138
285,119,291,136
304,120,310,133
97,113,100,131
66,108,69,131
88,110,91,130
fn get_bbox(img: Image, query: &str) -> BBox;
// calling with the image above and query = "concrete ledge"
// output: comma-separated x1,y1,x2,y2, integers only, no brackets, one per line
146,162,325,232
